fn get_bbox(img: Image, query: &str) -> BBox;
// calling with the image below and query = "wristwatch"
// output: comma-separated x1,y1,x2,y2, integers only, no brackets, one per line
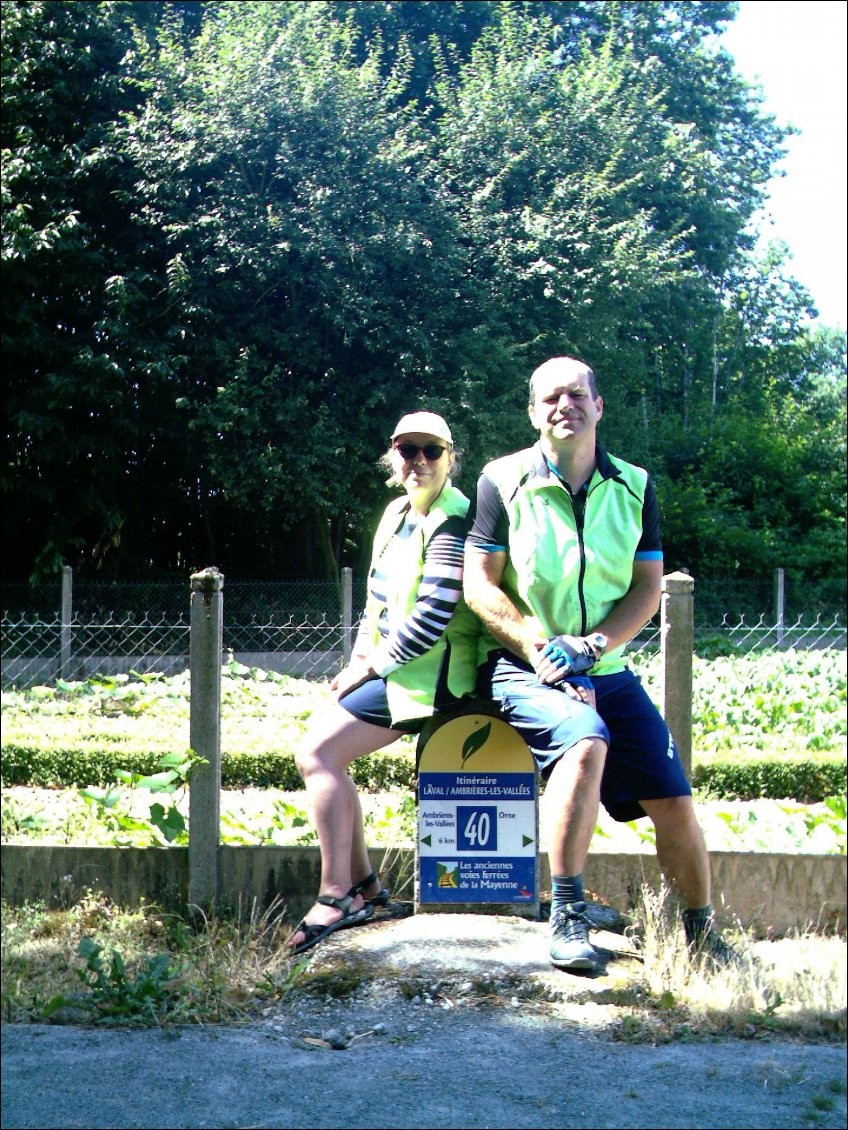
586,632,609,658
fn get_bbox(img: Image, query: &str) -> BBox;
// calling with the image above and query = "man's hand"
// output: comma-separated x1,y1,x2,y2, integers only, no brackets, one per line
562,680,597,710
534,634,600,685
531,641,597,707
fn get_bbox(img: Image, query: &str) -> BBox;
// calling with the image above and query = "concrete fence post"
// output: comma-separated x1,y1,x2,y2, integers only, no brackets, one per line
774,567,785,646
661,570,694,778
341,567,353,666
60,565,73,680
189,567,224,910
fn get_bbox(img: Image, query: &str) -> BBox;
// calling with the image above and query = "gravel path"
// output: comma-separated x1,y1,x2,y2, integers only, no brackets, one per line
3,998,845,1130
3,913,846,1130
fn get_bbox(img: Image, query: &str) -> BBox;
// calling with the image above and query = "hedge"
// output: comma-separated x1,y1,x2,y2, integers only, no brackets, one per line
691,758,846,804
0,743,416,793
2,742,844,802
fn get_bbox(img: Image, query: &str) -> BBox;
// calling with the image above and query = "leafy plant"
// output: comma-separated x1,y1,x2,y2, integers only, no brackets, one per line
625,820,657,847
219,799,316,846
42,937,179,1023
801,795,847,854
1,794,48,837
2,893,302,1026
78,750,206,846
365,794,417,845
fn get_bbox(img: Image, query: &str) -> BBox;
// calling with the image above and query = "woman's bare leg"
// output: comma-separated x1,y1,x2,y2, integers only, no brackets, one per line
289,704,404,944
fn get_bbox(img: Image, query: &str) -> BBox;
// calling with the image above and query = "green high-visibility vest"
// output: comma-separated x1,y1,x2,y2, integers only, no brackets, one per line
479,445,651,675
364,483,479,725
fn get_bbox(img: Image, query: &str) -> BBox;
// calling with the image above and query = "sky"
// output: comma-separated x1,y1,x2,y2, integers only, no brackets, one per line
718,0,847,330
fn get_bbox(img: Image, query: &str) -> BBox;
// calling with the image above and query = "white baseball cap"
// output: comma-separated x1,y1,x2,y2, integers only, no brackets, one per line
391,411,453,445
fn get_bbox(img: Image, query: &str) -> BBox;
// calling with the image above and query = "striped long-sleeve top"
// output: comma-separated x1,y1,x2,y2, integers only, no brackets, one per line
355,512,466,678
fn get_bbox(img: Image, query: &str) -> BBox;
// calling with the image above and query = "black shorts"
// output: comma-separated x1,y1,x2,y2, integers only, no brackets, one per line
338,676,420,732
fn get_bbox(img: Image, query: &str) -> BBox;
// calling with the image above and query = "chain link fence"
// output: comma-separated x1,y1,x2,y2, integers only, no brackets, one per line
1,573,366,687
1,570,844,688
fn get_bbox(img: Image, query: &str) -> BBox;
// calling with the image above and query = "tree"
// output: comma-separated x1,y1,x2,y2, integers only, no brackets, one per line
1,0,150,580
115,1,471,577
656,322,846,578
2,0,842,586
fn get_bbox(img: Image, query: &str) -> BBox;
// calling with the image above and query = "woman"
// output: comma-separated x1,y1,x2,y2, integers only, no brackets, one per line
288,411,479,954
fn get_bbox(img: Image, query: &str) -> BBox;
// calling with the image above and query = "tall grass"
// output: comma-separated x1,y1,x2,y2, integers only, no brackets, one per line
616,884,846,1042
2,888,845,1041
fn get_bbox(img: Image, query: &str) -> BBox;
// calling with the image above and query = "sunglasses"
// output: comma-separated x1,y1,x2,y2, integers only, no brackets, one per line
393,442,447,461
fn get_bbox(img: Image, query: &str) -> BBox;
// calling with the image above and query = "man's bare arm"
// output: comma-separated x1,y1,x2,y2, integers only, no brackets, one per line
463,546,545,666
592,557,663,650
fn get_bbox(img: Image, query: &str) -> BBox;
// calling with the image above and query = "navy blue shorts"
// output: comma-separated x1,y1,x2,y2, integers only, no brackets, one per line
338,677,419,733
479,652,691,822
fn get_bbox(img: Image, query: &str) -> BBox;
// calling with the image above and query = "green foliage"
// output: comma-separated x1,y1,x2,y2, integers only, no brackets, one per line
656,322,847,578
1,0,158,580
77,750,205,846
0,744,178,789
629,648,847,763
630,796,846,855
217,750,303,792
219,746,415,793
3,0,843,585
42,937,178,1024
0,742,417,793
363,793,417,844
220,798,315,847
691,762,846,806
106,0,473,577
777,796,846,854
3,657,846,809
624,820,657,847
2,890,304,1026
0,667,419,793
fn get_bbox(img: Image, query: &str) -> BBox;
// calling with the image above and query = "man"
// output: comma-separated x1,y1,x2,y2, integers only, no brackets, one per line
464,356,733,973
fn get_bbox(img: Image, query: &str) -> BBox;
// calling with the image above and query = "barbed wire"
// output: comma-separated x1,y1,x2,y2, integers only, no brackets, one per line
3,574,844,622
709,612,847,651
1,608,844,689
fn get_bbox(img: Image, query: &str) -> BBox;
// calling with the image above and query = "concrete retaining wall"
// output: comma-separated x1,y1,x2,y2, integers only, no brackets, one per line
580,852,847,935
2,844,844,936
1,651,341,687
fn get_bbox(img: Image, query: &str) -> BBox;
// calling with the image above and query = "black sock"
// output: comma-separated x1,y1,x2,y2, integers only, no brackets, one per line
683,904,713,943
551,873,585,918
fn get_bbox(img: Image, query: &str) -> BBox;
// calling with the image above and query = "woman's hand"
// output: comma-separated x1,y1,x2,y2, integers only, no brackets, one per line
331,656,375,698
562,681,597,710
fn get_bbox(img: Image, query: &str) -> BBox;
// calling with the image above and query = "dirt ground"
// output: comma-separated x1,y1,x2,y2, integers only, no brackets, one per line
2,912,846,1130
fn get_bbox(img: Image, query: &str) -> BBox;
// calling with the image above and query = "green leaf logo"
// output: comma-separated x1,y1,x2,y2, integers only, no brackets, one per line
461,722,491,766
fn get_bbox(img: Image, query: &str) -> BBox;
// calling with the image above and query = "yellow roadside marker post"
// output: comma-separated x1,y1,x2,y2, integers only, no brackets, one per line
415,712,539,919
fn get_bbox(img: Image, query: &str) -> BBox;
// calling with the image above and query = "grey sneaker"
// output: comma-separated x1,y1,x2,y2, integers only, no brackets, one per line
549,902,603,972
583,901,629,934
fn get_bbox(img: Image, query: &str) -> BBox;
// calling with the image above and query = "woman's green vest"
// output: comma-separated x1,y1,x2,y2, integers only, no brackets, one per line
364,483,479,726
